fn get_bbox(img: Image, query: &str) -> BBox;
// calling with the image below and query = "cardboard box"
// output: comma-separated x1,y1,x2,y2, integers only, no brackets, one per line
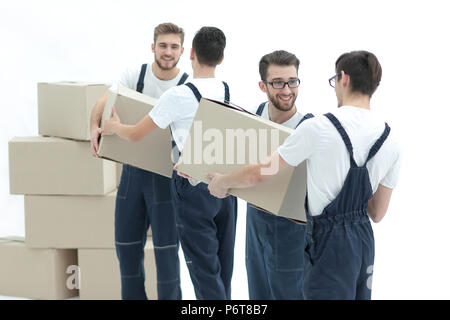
0,237,78,300
25,192,117,248
38,82,110,141
78,238,157,300
98,84,173,178
9,136,116,195
176,98,307,223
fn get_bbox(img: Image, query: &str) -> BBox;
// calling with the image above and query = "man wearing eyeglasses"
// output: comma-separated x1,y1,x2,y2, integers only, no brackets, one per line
207,50,401,300
245,50,313,300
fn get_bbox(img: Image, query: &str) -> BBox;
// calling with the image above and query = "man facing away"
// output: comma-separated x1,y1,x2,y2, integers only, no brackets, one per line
207,50,401,300
90,22,188,300
246,50,313,300
102,26,238,300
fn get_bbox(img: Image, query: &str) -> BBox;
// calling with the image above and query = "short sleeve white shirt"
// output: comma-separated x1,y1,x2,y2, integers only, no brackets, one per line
259,102,304,130
149,78,229,152
277,106,401,216
117,63,187,99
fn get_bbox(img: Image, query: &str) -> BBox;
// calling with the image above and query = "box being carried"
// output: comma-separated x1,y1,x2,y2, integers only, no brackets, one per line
38,82,110,141
176,98,308,224
98,84,173,178
0,237,78,300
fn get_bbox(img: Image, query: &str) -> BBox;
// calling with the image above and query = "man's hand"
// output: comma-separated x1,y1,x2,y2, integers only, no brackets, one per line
206,172,229,198
173,164,192,179
90,127,103,158
102,107,120,136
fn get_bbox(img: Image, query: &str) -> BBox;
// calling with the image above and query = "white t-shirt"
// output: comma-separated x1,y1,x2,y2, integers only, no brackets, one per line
259,102,304,129
149,77,229,152
277,105,401,216
117,63,187,99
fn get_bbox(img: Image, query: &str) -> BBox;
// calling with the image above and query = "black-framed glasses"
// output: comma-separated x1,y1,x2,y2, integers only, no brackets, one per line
264,78,300,89
328,74,340,88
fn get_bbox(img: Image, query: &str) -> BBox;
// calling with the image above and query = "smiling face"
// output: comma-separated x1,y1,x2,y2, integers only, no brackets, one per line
152,33,184,71
260,64,298,112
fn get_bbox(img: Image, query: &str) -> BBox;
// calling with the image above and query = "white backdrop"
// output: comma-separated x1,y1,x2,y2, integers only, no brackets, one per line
1,0,450,300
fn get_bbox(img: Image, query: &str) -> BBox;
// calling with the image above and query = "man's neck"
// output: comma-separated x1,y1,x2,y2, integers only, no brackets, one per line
268,102,297,124
152,62,180,81
193,64,216,79
341,93,371,110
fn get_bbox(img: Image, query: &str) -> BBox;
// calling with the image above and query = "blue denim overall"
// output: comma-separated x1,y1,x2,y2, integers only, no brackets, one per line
246,102,314,300
302,112,390,300
171,82,238,300
114,66,188,300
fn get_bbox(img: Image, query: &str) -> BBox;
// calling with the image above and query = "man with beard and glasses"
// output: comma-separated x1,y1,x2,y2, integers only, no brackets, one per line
245,50,313,300
90,22,189,300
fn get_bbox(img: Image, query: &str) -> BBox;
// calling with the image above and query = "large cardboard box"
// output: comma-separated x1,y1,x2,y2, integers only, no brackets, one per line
176,99,308,223
38,82,110,141
78,238,157,300
0,237,78,300
98,84,173,178
9,136,116,195
25,191,117,248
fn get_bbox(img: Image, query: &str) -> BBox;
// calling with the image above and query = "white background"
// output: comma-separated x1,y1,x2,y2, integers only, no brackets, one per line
1,0,450,300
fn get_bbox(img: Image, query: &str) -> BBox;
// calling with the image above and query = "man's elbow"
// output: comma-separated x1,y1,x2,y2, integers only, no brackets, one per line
368,208,387,223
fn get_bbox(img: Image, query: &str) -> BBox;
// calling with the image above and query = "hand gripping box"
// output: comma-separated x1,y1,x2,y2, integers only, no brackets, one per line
25,191,117,249
0,237,78,300
9,136,116,195
98,84,173,178
176,98,308,224
78,238,157,300
38,82,110,141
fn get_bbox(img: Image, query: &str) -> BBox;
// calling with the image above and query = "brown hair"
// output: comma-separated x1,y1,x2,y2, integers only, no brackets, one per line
335,50,382,97
259,50,300,81
154,22,185,45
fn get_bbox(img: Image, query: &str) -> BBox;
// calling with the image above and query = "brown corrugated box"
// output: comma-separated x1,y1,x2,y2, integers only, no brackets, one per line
38,82,110,141
9,136,116,195
98,84,173,178
176,98,307,223
0,237,78,300
78,238,156,300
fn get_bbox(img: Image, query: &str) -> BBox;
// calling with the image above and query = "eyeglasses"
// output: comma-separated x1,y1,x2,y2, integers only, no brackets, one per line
263,78,300,89
328,74,340,88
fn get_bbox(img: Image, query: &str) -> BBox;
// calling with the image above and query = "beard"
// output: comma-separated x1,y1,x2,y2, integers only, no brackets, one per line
268,91,297,112
155,55,180,71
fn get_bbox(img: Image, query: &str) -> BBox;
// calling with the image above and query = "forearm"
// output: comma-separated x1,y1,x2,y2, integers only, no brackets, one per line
112,123,141,142
90,93,107,130
223,164,266,190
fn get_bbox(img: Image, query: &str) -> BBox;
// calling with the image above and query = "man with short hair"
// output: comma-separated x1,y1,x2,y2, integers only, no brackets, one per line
90,22,188,300
207,50,401,300
102,26,237,300
246,50,312,300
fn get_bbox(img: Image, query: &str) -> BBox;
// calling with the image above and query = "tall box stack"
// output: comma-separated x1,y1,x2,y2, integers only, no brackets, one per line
5,82,157,299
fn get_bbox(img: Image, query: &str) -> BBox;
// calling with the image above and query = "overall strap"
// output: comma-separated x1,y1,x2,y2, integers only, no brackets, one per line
364,123,391,166
324,113,358,168
255,102,266,116
296,113,315,128
185,82,202,102
222,81,230,104
177,72,189,85
136,63,147,93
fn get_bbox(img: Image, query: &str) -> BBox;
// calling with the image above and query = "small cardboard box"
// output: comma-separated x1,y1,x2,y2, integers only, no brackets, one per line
176,98,307,223
98,84,173,178
0,237,78,300
25,191,117,249
78,238,157,300
9,136,116,195
38,82,110,141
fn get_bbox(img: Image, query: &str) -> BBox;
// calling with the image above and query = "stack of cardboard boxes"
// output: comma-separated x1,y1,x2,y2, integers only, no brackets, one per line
3,82,157,300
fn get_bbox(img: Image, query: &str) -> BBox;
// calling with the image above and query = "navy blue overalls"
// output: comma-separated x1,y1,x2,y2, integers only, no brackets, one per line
115,64,188,300
246,102,314,300
302,112,390,300
171,81,238,300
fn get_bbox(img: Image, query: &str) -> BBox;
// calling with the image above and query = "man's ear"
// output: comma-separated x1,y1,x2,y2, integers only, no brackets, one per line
190,48,195,61
151,43,155,54
217,55,224,65
259,81,267,93
341,70,350,87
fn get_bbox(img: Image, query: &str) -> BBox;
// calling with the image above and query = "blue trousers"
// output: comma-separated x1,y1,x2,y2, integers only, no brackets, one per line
115,165,181,300
171,174,237,300
246,205,306,300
